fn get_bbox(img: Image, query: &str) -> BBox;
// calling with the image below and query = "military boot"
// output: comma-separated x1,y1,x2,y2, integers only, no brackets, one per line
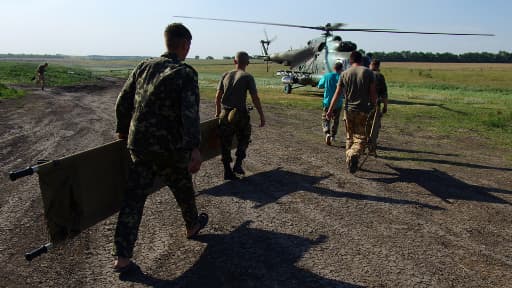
233,158,245,175
223,161,238,180
348,155,359,174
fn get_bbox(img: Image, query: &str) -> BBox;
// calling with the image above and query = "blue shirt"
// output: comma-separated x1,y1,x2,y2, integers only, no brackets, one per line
318,72,343,109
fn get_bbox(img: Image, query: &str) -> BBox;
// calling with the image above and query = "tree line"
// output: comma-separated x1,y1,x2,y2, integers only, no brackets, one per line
366,51,512,63
2,52,512,63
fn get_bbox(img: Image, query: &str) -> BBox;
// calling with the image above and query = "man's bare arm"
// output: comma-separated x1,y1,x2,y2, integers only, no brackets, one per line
215,90,223,118
250,92,265,127
326,85,343,119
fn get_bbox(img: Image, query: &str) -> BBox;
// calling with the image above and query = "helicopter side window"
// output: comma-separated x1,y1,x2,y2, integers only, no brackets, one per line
333,35,342,41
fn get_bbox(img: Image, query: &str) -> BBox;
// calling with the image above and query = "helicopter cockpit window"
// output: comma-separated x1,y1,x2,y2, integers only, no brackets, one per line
333,36,342,41
316,42,326,52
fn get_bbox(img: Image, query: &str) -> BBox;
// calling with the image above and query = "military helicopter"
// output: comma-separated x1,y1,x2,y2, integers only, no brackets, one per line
175,16,494,93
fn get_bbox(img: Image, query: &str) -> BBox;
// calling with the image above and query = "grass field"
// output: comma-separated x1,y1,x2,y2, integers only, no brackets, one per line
1,59,511,153
0,61,100,92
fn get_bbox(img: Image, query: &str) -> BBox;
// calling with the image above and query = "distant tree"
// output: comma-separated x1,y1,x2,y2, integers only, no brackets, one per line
206,56,214,60
367,50,512,63
195,55,200,60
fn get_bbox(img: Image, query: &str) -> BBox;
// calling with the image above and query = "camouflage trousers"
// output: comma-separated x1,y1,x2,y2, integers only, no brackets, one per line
36,73,45,89
322,107,341,137
218,108,251,163
113,149,198,258
344,110,369,162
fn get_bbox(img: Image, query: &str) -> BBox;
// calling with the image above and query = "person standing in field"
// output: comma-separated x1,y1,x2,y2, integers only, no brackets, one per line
215,51,265,180
318,62,344,145
35,62,48,90
327,51,377,173
367,59,389,155
113,23,208,273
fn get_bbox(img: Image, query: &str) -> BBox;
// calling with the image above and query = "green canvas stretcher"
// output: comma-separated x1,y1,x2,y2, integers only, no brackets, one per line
10,118,235,260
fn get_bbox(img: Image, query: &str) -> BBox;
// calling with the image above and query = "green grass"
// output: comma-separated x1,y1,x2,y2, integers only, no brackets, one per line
193,60,512,154
0,61,100,85
1,58,511,156
381,64,512,152
0,83,25,98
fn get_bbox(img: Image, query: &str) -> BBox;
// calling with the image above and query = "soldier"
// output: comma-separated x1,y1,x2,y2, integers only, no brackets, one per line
327,51,377,173
215,51,265,180
35,62,48,90
112,23,208,272
318,62,344,145
368,59,389,155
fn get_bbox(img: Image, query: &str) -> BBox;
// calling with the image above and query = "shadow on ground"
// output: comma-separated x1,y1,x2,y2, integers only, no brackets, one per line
366,164,511,204
389,99,467,115
377,145,459,157
119,221,363,288
199,168,442,210
379,155,512,172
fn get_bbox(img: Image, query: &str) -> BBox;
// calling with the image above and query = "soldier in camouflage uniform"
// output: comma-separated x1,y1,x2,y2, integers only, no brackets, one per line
367,59,389,155
215,51,265,180
112,23,207,272
35,62,48,90
327,51,377,173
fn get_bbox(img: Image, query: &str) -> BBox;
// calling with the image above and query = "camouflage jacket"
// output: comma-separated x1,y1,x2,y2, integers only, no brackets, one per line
36,64,46,74
115,52,200,154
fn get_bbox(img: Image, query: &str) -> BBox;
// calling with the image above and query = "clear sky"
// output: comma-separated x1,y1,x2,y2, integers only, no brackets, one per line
1,0,510,58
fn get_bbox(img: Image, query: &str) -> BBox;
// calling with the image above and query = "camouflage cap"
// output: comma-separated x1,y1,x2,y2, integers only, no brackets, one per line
235,51,250,64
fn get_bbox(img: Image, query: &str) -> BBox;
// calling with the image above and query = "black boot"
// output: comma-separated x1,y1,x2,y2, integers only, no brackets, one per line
233,158,245,175
223,161,238,180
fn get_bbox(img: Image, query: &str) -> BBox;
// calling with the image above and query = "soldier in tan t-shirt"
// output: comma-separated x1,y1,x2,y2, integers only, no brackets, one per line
327,51,377,173
215,51,265,180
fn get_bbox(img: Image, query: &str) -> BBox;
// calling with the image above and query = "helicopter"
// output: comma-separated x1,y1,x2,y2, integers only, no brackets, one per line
175,16,494,94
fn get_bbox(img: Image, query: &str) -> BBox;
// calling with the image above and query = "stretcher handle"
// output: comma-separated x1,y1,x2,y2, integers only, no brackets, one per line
25,243,52,261
9,160,47,181
9,167,35,181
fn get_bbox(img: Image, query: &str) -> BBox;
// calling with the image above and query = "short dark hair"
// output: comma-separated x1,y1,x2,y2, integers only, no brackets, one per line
235,51,250,64
164,23,192,50
334,62,343,71
371,59,381,67
350,51,363,64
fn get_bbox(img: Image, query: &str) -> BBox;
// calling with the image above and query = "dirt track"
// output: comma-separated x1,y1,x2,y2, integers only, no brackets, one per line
0,78,511,288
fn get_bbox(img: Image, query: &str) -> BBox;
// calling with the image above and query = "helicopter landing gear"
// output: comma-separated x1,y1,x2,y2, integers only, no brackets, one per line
284,84,292,94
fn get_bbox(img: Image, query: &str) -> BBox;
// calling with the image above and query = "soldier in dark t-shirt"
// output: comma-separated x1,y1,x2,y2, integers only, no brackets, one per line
35,62,48,90
215,51,265,180
367,59,389,155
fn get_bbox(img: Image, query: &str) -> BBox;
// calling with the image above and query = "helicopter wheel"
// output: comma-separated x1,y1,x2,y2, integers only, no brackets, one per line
284,84,292,94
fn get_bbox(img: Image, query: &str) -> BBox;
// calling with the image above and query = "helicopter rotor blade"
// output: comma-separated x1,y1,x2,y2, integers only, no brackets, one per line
174,16,337,32
330,28,494,36
174,16,494,37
